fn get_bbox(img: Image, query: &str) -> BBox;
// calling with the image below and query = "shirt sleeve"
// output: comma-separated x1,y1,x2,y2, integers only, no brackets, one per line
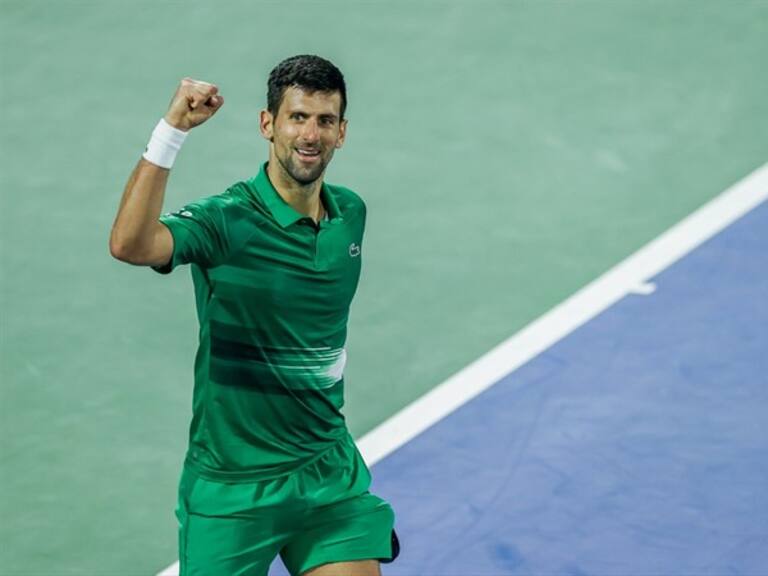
151,193,236,275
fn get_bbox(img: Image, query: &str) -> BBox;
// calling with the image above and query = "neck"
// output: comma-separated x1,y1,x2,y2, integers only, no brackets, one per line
267,157,325,221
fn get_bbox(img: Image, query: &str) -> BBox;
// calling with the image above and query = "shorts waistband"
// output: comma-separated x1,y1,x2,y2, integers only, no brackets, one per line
183,433,354,484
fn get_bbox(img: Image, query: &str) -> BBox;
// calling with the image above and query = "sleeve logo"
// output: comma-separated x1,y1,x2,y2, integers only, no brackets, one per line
164,208,194,218
349,243,361,258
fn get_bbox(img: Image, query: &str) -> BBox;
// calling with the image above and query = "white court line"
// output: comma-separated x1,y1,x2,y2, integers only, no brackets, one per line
157,163,768,576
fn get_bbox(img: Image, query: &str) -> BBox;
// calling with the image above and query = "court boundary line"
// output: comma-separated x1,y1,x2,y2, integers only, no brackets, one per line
357,163,768,465
156,162,768,576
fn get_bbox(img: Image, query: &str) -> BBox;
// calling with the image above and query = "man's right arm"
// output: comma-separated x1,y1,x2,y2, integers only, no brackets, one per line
109,159,174,266
109,78,224,266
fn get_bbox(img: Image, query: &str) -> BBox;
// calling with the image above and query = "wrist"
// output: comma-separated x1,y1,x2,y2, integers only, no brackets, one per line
142,118,189,169
163,113,189,132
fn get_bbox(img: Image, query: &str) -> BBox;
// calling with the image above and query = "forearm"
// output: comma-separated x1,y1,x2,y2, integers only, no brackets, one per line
109,158,169,260
109,78,222,264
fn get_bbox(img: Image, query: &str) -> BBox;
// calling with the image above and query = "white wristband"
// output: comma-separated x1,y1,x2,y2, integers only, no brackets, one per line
142,118,188,169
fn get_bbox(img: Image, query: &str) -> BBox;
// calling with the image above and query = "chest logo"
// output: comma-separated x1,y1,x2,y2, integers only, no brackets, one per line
349,243,361,258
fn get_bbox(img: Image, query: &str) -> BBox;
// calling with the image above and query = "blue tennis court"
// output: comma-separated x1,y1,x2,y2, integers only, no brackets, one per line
270,197,768,575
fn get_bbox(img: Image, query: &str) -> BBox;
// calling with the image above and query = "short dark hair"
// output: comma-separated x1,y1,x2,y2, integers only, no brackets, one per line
267,54,347,119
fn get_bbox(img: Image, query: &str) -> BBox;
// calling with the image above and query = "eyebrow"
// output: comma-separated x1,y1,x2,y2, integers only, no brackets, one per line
288,110,338,121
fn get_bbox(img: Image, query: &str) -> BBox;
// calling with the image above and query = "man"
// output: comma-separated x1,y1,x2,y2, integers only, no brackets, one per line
110,55,398,576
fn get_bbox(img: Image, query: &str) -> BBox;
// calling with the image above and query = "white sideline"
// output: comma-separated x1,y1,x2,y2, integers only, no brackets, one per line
157,163,768,576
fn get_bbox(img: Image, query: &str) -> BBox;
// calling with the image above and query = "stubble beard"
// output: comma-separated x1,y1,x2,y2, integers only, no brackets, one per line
276,148,330,187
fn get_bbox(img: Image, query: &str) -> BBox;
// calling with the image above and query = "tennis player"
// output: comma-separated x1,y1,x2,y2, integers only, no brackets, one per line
110,55,398,576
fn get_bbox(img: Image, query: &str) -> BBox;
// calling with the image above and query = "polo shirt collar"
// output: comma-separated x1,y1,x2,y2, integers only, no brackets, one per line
252,162,342,228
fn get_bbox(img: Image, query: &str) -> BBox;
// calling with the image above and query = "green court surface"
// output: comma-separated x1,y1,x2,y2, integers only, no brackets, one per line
1,1,766,574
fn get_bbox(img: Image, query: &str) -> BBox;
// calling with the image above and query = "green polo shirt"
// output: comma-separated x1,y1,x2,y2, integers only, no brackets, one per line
153,162,366,482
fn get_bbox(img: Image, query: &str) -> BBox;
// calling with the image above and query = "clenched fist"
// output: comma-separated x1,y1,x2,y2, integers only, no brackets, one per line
164,77,224,132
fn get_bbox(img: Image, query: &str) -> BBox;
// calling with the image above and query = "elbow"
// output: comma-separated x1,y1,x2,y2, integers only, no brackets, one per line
109,232,136,263
109,240,129,263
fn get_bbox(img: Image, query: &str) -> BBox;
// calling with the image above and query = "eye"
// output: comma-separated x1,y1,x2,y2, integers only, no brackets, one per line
290,112,306,121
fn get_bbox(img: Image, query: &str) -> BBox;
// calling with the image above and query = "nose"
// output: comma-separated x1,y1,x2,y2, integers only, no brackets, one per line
300,117,320,143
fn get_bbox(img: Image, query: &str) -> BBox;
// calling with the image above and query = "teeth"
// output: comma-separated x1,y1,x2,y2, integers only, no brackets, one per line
298,149,319,155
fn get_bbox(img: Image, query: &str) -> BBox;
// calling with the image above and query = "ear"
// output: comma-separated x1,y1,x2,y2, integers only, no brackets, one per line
335,118,348,149
259,109,274,142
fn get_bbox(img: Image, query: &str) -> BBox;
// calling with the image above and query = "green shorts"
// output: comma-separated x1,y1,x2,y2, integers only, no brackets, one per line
175,434,397,576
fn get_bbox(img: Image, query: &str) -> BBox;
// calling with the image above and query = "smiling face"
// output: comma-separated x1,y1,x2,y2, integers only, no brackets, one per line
260,86,347,186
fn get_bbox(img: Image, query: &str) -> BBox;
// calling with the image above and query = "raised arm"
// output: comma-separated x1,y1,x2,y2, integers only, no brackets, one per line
109,78,224,266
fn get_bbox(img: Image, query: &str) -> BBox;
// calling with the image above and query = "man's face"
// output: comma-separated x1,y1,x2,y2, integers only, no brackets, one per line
260,86,347,186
